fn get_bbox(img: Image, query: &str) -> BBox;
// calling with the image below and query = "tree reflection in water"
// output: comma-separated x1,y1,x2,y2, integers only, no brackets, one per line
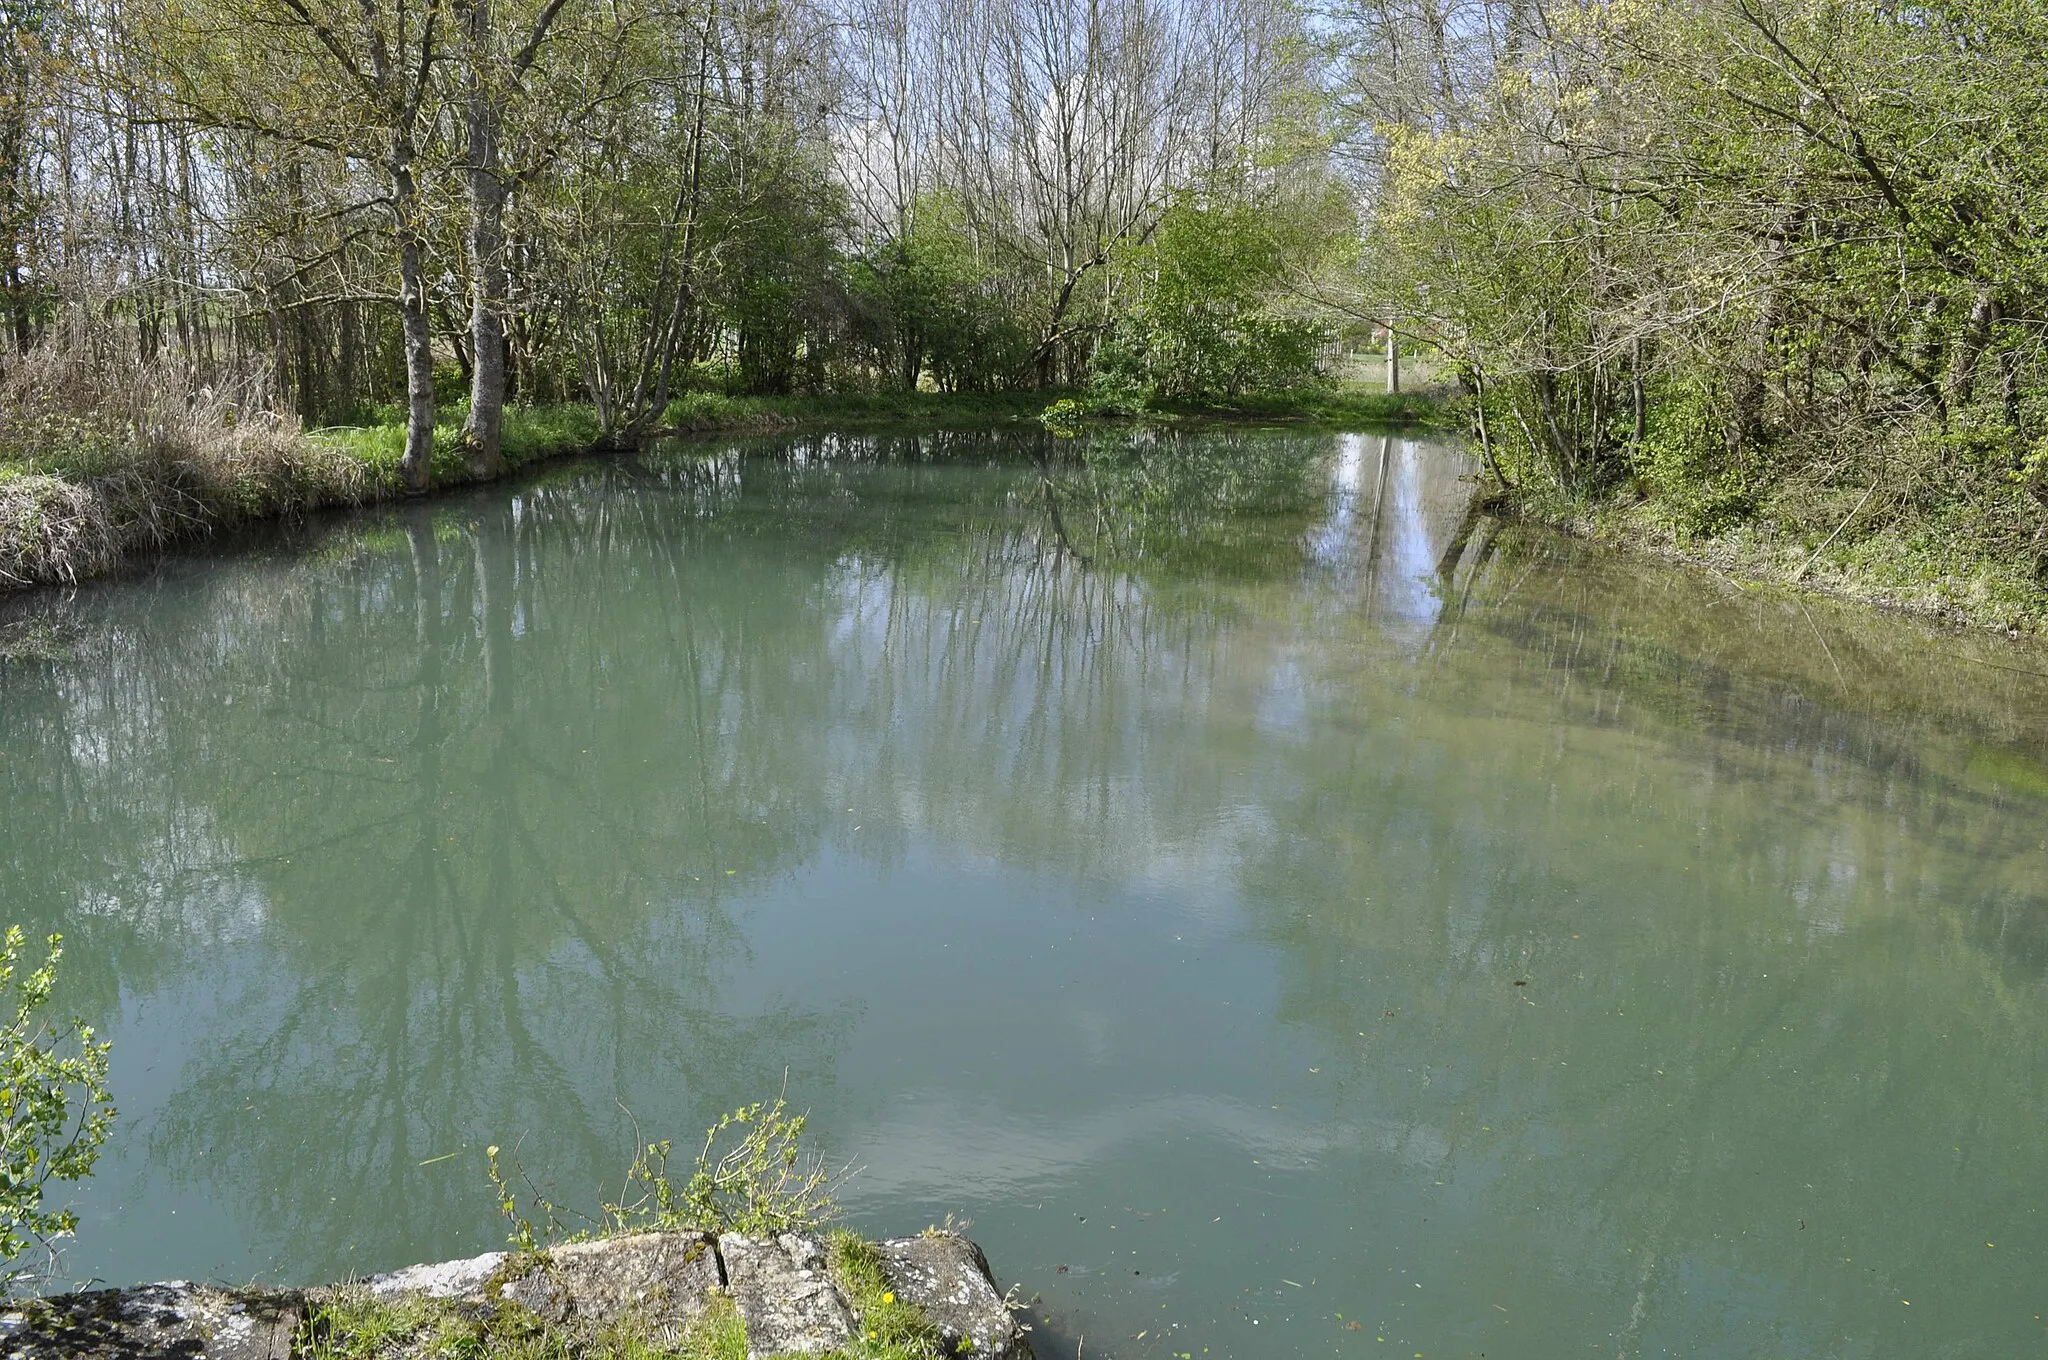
0,426,2044,1357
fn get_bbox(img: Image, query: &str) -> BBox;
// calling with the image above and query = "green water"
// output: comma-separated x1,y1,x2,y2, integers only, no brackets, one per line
3,426,2047,1358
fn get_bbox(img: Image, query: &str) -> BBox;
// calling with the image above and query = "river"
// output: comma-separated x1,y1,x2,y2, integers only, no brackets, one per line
2,424,2045,1357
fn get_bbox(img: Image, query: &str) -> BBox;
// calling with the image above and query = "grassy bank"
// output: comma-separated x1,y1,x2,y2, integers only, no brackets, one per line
1502,474,2048,636
0,369,1441,596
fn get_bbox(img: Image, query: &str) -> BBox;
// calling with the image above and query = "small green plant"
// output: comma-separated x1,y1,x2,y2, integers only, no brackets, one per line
605,1094,841,1237
486,1141,566,1252
296,1285,744,1360
489,1092,842,1249
0,927,116,1288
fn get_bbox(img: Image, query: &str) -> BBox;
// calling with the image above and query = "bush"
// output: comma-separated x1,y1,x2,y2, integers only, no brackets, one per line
0,927,115,1288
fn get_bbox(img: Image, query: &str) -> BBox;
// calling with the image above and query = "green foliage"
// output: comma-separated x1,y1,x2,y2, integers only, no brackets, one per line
1092,188,1338,405
605,1095,838,1238
1355,0,2048,611
312,406,600,489
847,197,1036,394
1629,380,1755,538
1037,399,1089,437
0,927,115,1287
485,1094,838,1251
658,389,1052,435
710,151,848,397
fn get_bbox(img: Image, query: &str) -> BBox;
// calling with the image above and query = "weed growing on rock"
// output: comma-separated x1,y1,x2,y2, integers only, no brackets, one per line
604,1095,842,1238
827,1233,947,1360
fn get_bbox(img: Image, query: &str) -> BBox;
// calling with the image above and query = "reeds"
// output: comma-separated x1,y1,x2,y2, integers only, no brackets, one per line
0,348,369,589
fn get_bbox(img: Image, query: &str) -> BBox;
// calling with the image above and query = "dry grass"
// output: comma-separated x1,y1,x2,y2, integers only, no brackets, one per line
0,348,369,589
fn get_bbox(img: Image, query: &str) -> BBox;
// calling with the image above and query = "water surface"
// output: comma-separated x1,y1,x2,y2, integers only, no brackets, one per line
3,426,2046,1358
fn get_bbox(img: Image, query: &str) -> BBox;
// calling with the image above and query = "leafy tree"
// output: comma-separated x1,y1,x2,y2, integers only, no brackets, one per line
1093,186,1340,404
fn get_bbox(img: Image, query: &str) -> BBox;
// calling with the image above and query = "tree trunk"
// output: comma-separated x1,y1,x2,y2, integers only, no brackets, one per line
394,163,437,493
1945,289,2000,408
641,14,714,431
1631,336,1645,449
461,0,509,478
1385,325,1400,394
0,96,27,353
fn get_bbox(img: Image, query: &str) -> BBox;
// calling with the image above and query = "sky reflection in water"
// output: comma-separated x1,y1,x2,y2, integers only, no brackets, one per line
2,426,2046,1358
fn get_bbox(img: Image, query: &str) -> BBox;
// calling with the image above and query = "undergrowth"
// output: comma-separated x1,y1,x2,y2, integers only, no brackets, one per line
0,351,600,591
1506,415,2048,632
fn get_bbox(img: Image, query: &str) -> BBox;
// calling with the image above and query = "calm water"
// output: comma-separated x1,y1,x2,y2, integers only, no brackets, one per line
3,426,2047,1358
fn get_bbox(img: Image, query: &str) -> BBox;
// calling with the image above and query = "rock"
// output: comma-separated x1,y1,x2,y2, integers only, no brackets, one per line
497,1231,722,1333
363,1251,507,1300
0,1283,302,1360
0,1228,1032,1360
873,1233,1034,1360
718,1232,854,1356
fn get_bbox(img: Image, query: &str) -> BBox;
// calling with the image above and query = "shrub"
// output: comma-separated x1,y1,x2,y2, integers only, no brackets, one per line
0,927,116,1289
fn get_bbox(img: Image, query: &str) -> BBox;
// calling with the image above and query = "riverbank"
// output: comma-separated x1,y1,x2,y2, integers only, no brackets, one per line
1501,478,2048,637
0,1228,1033,1360
0,381,1440,597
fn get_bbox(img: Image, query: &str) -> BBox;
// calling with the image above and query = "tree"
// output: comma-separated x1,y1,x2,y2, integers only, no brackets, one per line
155,0,452,489
453,0,608,475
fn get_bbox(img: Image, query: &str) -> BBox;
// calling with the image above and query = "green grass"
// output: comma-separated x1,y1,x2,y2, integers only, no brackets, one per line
310,404,606,489
657,388,1055,433
1506,476,2048,634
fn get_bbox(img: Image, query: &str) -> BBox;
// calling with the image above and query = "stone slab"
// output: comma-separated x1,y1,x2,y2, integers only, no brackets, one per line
497,1231,722,1333
873,1233,1034,1360
0,1283,302,1360
718,1231,854,1357
363,1251,508,1301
